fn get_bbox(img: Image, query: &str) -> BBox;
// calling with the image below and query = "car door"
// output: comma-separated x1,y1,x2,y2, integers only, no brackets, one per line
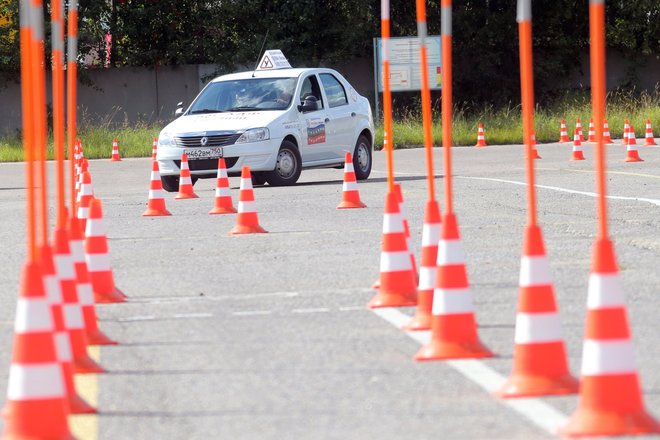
319,72,355,162
296,74,332,163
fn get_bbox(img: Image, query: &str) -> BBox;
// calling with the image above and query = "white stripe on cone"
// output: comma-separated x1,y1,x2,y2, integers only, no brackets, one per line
432,288,474,315
383,213,405,233
7,364,65,399
215,186,231,197
63,304,84,330
44,275,63,304
581,339,636,375
54,332,73,362
422,223,441,247
380,251,412,272
86,253,112,272
514,312,563,343
240,178,253,190
437,240,466,265
519,256,553,286
418,266,436,290
587,273,625,308
342,181,358,191
85,219,106,238
14,299,53,332
77,283,94,306
148,189,165,200
237,200,256,213
53,255,76,280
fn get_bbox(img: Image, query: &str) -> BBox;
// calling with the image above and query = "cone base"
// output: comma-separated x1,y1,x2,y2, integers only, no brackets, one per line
532,149,541,159
175,192,199,200
69,392,97,414
497,373,578,398
86,329,118,346
371,279,380,289
73,355,106,374
559,408,660,438
366,291,416,309
571,154,585,161
209,206,237,215
337,200,367,209
644,141,657,146
229,224,268,234
110,157,121,162
142,207,172,216
95,287,127,304
414,339,494,361
624,156,644,163
402,311,432,331
474,143,487,147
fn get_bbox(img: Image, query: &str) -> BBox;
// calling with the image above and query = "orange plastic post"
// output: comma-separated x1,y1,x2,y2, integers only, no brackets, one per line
441,0,453,212
52,0,66,228
380,0,395,194
67,0,79,211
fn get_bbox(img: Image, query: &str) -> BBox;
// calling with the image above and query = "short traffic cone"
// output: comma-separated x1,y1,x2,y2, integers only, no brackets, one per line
110,137,121,161
175,152,199,199
69,214,117,345
571,129,585,161
530,133,541,159
151,137,158,159
394,183,418,283
1,262,74,439
86,198,128,304
623,119,630,145
624,125,643,162
415,212,493,360
644,119,656,146
474,123,487,147
576,118,586,141
229,166,267,234
337,152,366,209
403,199,441,330
367,191,417,308
559,119,570,143
76,170,94,232
209,158,236,214
603,119,613,144
497,224,578,398
142,160,172,216
559,239,660,437
587,118,596,142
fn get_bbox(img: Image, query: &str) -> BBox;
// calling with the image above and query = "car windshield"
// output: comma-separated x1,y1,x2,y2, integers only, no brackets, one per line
188,77,297,113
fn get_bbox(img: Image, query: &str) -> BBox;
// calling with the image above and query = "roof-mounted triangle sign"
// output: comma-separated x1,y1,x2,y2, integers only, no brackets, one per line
256,50,292,71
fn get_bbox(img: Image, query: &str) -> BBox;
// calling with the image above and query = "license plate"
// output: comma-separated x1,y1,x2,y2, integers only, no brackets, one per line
185,147,223,160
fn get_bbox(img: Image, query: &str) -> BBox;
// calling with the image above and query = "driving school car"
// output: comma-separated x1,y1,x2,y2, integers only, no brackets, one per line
156,50,375,190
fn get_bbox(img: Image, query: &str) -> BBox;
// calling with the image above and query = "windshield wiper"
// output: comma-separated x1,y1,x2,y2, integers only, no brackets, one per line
190,108,226,114
227,106,260,112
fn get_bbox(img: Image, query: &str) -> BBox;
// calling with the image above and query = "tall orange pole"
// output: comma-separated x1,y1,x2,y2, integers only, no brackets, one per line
589,0,608,239
19,0,36,262
67,0,79,211
381,0,395,194
52,0,66,228
440,0,453,212
517,0,538,226
416,0,436,202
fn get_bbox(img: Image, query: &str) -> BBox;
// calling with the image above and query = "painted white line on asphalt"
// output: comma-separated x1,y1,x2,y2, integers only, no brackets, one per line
118,315,156,322
338,306,365,312
292,308,331,314
372,308,568,436
128,291,301,304
231,310,273,316
172,313,214,319
457,176,660,207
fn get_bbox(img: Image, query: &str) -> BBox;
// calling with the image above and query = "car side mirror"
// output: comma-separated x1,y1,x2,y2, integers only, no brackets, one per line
174,102,184,118
297,95,318,113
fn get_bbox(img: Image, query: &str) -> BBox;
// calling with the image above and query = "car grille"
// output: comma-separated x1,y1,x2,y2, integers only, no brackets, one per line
174,134,240,148
174,157,239,171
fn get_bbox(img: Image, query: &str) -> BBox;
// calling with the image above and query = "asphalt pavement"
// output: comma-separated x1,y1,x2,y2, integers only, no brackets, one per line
0,140,658,439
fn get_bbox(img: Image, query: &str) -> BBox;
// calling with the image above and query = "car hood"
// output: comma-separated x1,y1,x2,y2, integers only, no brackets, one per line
162,111,286,135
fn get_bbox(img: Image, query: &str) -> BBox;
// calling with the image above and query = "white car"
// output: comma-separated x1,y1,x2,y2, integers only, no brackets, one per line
156,54,374,190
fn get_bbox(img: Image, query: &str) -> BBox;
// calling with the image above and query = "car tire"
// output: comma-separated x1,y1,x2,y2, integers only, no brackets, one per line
353,134,372,180
252,172,267,186
161,175,179,193
265,140,302,186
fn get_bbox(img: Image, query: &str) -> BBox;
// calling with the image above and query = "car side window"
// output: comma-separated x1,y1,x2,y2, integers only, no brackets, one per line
319,73,348,108
299,75,324,110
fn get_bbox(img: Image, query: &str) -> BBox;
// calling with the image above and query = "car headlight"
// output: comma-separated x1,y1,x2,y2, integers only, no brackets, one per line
158,132,174,147
236,128,270,144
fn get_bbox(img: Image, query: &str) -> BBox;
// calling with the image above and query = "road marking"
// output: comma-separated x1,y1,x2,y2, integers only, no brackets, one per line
232,310,273,316
536,167,660,180
118,315,156,322
70,345,100,440
457,176,660,207
372,308,568,436
292,308,331,314
172,313,213,319
339,306,364,312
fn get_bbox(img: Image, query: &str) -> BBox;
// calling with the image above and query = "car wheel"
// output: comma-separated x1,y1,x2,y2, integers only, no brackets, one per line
252,172,267,186
353,134,372,180
161,175,179,192
265,140,302,186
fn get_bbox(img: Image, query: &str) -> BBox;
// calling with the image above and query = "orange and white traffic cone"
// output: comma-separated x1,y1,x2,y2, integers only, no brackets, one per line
86,198,128,304
497,225,578,398
394,183,418,283
624,125,643,162
415,212,493,360
403,199,441,330
41,244,98,413
367,191,417,308
110,137,121,161
576,118,586,141
559,119,570,143
560,239,660,437
603,119,613,144
209,158,237,215
530,133,541,159
1,262,74,438
587,118,596,142
337,152,366,209
474,123,487,147
143,160,172,216
76,170,94,232
151,137,158,159
623,119,630,145
176,152,199,199
229,166,267,234
69,214,116,345
644,119,656,146
571,129,585,161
